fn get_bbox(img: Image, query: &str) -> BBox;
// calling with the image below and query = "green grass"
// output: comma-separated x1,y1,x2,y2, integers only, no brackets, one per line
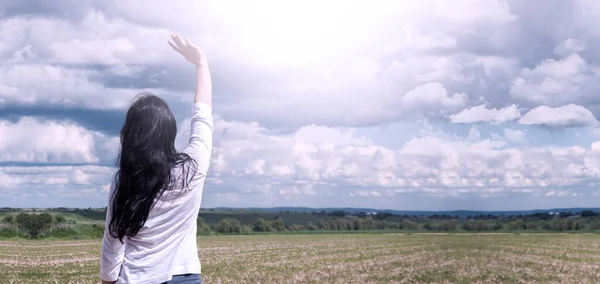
0,228,19,238
44,224,104,240
198,210,340,226
1,233,600,283
2,226,600,240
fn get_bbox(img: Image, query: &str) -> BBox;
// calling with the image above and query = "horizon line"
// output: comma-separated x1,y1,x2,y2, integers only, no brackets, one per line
3,206,600,213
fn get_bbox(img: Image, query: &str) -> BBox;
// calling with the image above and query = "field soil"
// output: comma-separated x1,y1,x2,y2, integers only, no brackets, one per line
1,233,599,283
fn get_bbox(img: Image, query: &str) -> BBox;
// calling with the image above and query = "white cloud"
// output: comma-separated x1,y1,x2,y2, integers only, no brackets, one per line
0,1,519,127
554,38,586,56
449,103,600,129
6,13,172,66
400,82,468,117
5,114,600,207
0,117,98,163
519,104,600,128
8,45,36,63
292,125,373,146
448,104,522,124
467,126,481,141
3,0,600,129
503,129,527,144
0,117,119,164
0,165,114,199
173,116,600,200
0,64,138,109
510,54,590,106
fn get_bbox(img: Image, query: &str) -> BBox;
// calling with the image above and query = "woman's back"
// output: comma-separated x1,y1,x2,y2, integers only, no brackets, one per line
100,34,213,284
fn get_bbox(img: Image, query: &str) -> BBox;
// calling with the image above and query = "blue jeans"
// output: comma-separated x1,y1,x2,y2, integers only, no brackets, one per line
161,274,202,284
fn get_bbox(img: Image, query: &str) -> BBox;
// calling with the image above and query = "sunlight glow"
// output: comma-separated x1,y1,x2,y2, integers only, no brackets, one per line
209,1,392,67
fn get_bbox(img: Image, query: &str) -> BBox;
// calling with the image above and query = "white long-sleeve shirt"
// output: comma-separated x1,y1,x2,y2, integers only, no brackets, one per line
100,102,213,284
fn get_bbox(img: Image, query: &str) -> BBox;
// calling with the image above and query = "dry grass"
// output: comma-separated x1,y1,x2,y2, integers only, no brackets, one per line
1,233,600,283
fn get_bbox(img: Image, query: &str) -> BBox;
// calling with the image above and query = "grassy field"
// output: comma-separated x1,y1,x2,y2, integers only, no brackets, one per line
1,233,600,283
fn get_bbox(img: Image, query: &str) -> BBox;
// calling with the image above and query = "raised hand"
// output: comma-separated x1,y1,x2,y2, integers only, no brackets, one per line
168,33,207,67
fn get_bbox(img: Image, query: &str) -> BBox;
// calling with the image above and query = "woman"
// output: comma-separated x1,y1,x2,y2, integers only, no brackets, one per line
100,34,213,284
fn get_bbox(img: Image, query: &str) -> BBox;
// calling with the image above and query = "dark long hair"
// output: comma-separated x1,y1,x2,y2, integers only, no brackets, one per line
109,93,197,242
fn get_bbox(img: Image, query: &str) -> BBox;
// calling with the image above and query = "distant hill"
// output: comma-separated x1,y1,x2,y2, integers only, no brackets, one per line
208,207,600,219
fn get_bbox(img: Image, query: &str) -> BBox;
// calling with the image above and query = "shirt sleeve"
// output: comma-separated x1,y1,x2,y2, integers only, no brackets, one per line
99,182,125,282
183,102,214,175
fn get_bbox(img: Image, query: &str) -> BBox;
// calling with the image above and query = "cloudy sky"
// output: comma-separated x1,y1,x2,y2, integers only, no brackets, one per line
3,0,600,210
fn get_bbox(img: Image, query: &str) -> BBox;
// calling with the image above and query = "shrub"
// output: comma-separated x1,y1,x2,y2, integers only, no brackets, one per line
215,218,243,234
252,218,273,232
0,228,18,238
3,215,13,223
507,219,526,230
15,213,54,237
401,220,419,230
197,217,212,235
55,215,66,223
48,227,79,239
423,223,434,230
271,217,285,231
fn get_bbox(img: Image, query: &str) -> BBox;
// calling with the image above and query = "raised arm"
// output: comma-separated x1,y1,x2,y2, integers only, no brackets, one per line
168,33,212,105
168,34,214,174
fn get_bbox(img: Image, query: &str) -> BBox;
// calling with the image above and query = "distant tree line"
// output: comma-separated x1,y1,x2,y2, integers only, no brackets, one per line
3,209,600,239
195,210,600,235
2,213,67,237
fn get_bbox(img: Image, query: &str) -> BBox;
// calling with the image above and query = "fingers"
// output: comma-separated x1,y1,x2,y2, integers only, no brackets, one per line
172,34,186,48
168,40,183,53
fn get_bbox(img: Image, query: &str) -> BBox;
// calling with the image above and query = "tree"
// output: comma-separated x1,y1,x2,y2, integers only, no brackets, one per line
229,218,243,233
401,220,419,230
362,218,374,230
215,219,234,234
473,221,488,231
39,213,53,225
353,219,364,230
581,210,597,218
55,215,66,223
439,221,456,231
15,213,28,227
286,224,303,231
317,220,330,230
533,212,553,220
375,212,392,220
507,219,526,230
461,222,472,231
15,213,53,237
327,219,341,230
423,223,433,230
252,218,272,232
241,225,252,233
197,217,212,235
3,215,13,223
541,223,553,231
492,222,503,231
271,217,285,231
551,218,565,231
589,221,600,230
